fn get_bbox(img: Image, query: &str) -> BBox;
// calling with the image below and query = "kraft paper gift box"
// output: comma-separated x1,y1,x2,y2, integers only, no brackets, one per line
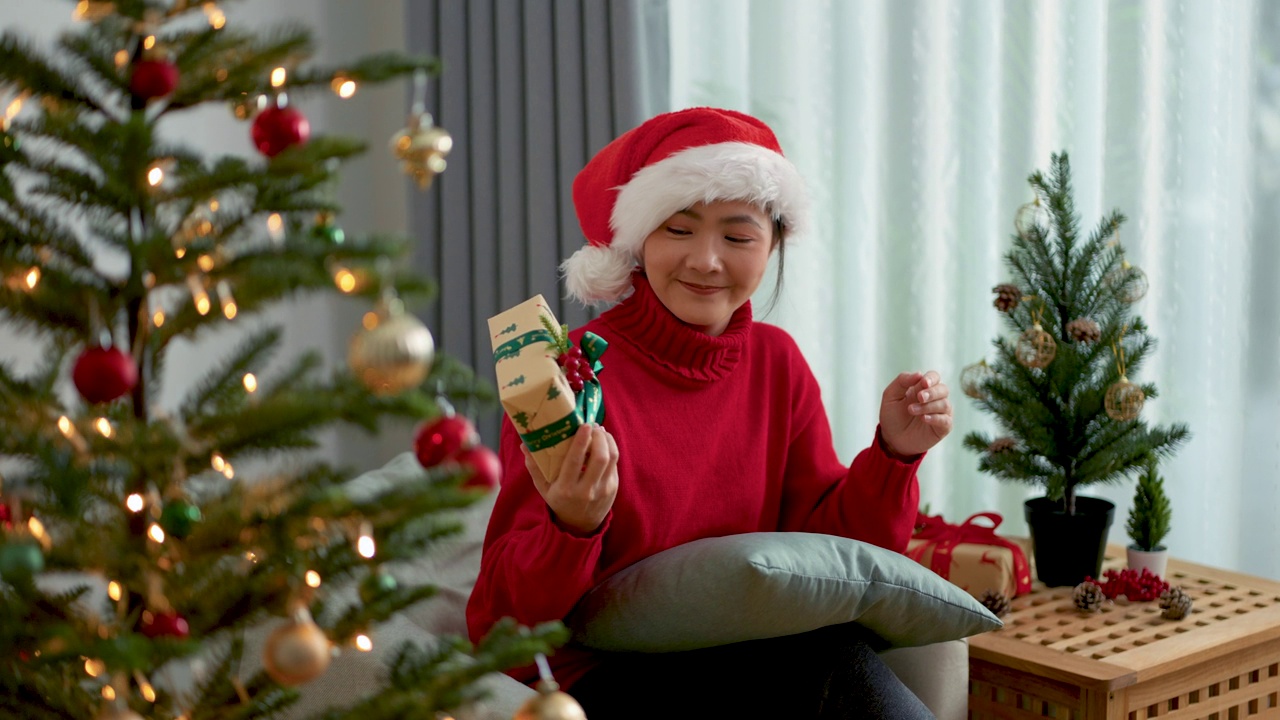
906,512,1032,600
488,295,605,483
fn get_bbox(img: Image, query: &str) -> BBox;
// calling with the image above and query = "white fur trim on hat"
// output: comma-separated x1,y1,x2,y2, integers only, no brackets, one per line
562,141,809,306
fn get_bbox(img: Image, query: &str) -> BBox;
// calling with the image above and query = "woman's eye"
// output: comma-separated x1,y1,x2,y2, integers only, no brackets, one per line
726,236,754,244
666,226,691,236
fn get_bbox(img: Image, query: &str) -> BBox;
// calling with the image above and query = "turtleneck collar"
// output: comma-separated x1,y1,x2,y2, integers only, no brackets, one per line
599,272,753,383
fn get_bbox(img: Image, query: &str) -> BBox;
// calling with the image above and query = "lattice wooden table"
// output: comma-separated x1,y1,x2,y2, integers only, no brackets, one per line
968,545,1280,719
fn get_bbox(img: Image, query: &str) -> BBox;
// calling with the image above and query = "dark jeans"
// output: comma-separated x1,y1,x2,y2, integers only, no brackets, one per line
568,623,936,719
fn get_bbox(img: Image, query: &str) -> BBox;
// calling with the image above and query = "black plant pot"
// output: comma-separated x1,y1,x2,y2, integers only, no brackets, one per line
1024,496,1115,587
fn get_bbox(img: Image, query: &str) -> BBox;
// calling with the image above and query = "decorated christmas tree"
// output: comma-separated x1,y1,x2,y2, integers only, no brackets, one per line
0,2,563,717
961,153,1191,515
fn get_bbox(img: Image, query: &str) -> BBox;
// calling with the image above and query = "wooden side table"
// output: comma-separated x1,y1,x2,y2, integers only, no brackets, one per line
967,545,1280,719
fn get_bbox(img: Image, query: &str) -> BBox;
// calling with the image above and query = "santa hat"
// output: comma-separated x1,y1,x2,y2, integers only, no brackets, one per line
562,107,810,305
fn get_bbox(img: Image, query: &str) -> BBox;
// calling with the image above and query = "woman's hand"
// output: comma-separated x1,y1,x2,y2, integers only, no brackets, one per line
523,423,619,535
878,370,953,458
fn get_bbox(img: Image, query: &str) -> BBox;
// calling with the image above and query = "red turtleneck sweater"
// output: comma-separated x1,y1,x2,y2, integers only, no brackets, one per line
466,275,923,687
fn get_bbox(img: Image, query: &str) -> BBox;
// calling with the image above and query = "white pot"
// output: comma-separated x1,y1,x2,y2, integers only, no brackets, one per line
1127,545,1169,579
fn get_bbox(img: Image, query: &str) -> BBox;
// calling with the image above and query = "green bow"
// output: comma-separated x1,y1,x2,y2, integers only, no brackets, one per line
517,332,607,452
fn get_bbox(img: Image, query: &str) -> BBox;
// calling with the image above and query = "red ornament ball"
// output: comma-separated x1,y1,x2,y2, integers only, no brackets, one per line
455,444,501,489
413,414,478,468
141,610,190,639
72,346,138,404
130,59,179,100
251,104,310,157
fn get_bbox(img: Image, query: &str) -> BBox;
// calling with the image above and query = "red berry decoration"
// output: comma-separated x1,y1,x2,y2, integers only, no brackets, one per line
251,103,310,157
454,444,501,489
130,58,179,100
1087,568,1170,602
72,346,139,404
413,414,478,468
141,610,190,638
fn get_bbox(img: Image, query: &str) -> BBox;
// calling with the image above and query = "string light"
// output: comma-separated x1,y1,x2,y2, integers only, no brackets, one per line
204,3,226,29
135,671,157,703
147,523,166,543
215,67,228,82
152,309,165,328
266,212,284,241
126,493,145,512
187,275,210,315
143,35,156,51
108,581,122,601
196,253,215,272
84,658,106,678
242,373,258,393
304,570,321,588
3,91,27,122
356,522,375,559
147,165,165,187
101,685,116,701
244,550,259,564
331,75,357,98
334,268,357,293
27,516,48,549
57,415,88,452
216,280,237,319
211,453,226,473
270,67,287,88
362,311,378,330
114,49,129,67
94,417,113,438
23,267,40,290
354,634,373,652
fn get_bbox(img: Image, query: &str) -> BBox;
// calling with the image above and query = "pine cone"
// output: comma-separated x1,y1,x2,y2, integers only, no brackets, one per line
1066,318,1101,344
987,437,1017,455
1073,580,1105,612
993,284,1022,313
979,589,1011,617
1159,587,1193,620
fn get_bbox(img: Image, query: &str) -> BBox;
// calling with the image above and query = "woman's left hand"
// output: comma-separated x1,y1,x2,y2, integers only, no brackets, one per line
878,370,953,458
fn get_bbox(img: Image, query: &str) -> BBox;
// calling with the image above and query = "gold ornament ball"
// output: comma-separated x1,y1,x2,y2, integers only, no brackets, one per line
1015,324,1057,369
349,300,435,396
959,360,995,400
262,611,333,686
513,689,588,720
1105,377,1145,421
1013,198,1050,240
390,113,453,190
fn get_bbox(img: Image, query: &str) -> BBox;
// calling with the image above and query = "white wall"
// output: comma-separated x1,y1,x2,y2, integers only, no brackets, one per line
0,0,414,473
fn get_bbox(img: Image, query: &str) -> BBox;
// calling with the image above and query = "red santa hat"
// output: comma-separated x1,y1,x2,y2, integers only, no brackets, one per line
562,106,810,305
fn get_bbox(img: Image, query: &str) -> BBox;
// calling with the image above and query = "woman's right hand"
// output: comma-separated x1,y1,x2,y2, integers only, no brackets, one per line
522,423,619,535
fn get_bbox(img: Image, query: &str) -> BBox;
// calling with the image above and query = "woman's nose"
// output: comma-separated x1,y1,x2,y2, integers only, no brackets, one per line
685,234,723,272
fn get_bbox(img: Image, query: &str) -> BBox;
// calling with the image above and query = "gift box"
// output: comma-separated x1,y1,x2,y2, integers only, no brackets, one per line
488,295,606,482
906,512,1032,600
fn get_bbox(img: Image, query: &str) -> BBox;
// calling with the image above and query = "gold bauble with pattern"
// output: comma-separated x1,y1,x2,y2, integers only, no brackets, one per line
959,359,996,400
262,607,332,686
1015,323,1057,369
1104,375,1145,421
349,297,435,396
389,113,452,190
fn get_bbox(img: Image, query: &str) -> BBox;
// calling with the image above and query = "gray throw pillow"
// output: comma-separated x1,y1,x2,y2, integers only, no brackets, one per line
567,532,1002,652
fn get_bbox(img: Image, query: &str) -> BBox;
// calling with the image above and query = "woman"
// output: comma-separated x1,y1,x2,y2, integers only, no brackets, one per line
467,107,953,718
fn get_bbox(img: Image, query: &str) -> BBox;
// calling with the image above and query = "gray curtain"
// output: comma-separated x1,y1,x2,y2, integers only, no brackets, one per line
405,0,667,447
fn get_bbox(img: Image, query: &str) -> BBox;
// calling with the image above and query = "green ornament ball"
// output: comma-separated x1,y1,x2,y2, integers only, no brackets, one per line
159,500,203,539
359,569,398,604
0,542,45,580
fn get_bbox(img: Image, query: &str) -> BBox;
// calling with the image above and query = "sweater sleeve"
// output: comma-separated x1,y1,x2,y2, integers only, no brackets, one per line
775,343,922,552
465,416,609,644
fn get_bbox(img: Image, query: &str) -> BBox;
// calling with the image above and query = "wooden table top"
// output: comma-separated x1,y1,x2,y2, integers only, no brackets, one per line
968,543,1280,692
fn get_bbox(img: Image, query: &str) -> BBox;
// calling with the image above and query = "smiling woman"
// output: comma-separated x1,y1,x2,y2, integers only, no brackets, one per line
641,201,775,336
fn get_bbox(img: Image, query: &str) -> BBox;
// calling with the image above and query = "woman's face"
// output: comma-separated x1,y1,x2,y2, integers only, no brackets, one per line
641,200,775,336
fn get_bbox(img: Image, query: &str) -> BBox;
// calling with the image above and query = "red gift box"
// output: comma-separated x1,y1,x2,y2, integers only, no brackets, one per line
906,512,1032,600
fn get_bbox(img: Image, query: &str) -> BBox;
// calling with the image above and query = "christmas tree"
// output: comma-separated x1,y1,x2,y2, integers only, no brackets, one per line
962,153,1191,515
0,2,562,718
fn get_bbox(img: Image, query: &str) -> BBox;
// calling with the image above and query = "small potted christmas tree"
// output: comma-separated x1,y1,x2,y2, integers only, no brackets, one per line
962,152,1190,587
1126,454,1172,578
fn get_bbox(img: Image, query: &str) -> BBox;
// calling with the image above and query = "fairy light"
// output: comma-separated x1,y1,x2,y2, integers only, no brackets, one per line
266,212,284,241
270,67,287,88
107,581,122,602
147,523,166,543
147,165,165,187
304,570,321,588
4,93,25,121
57,415,88,451
362,311,378,330
217,280,237,319
175,247,186,259
197,253,215,272
114,49,129,67
84,658,105,678
204,3,226,29
126,493,145,512
143,35,156,51
152,309,165,328
221,461,234,480
24,267,40,290
215,67,228,82
244,550,258,564
187,275,210,315
356,522,375,559
334,268,357,293
242,373,257,393
210,453,226,473
101,685,115,700
331,75,357,98
27,516,46,543
135,671,157,703
94,417,113,438
354,634,373,652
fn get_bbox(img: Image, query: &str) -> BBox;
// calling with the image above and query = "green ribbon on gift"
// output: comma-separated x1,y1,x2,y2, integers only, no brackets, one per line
493,329,557,363
518,331,608,452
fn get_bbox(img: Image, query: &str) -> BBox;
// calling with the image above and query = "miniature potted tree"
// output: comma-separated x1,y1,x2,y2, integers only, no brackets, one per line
962,153,1190,587
1126,454,1172,578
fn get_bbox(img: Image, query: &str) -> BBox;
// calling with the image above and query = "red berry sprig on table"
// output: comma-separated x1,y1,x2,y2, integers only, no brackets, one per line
555,344,595,393
1085,567,1170,602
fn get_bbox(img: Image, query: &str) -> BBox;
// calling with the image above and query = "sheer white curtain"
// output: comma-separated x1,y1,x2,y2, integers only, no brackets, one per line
667,0,1279,580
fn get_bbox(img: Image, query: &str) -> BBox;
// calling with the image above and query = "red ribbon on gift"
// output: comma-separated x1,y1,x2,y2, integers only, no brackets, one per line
907,512,1032,596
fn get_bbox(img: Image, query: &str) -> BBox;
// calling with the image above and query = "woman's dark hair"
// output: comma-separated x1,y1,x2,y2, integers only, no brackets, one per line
759,216,786,317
